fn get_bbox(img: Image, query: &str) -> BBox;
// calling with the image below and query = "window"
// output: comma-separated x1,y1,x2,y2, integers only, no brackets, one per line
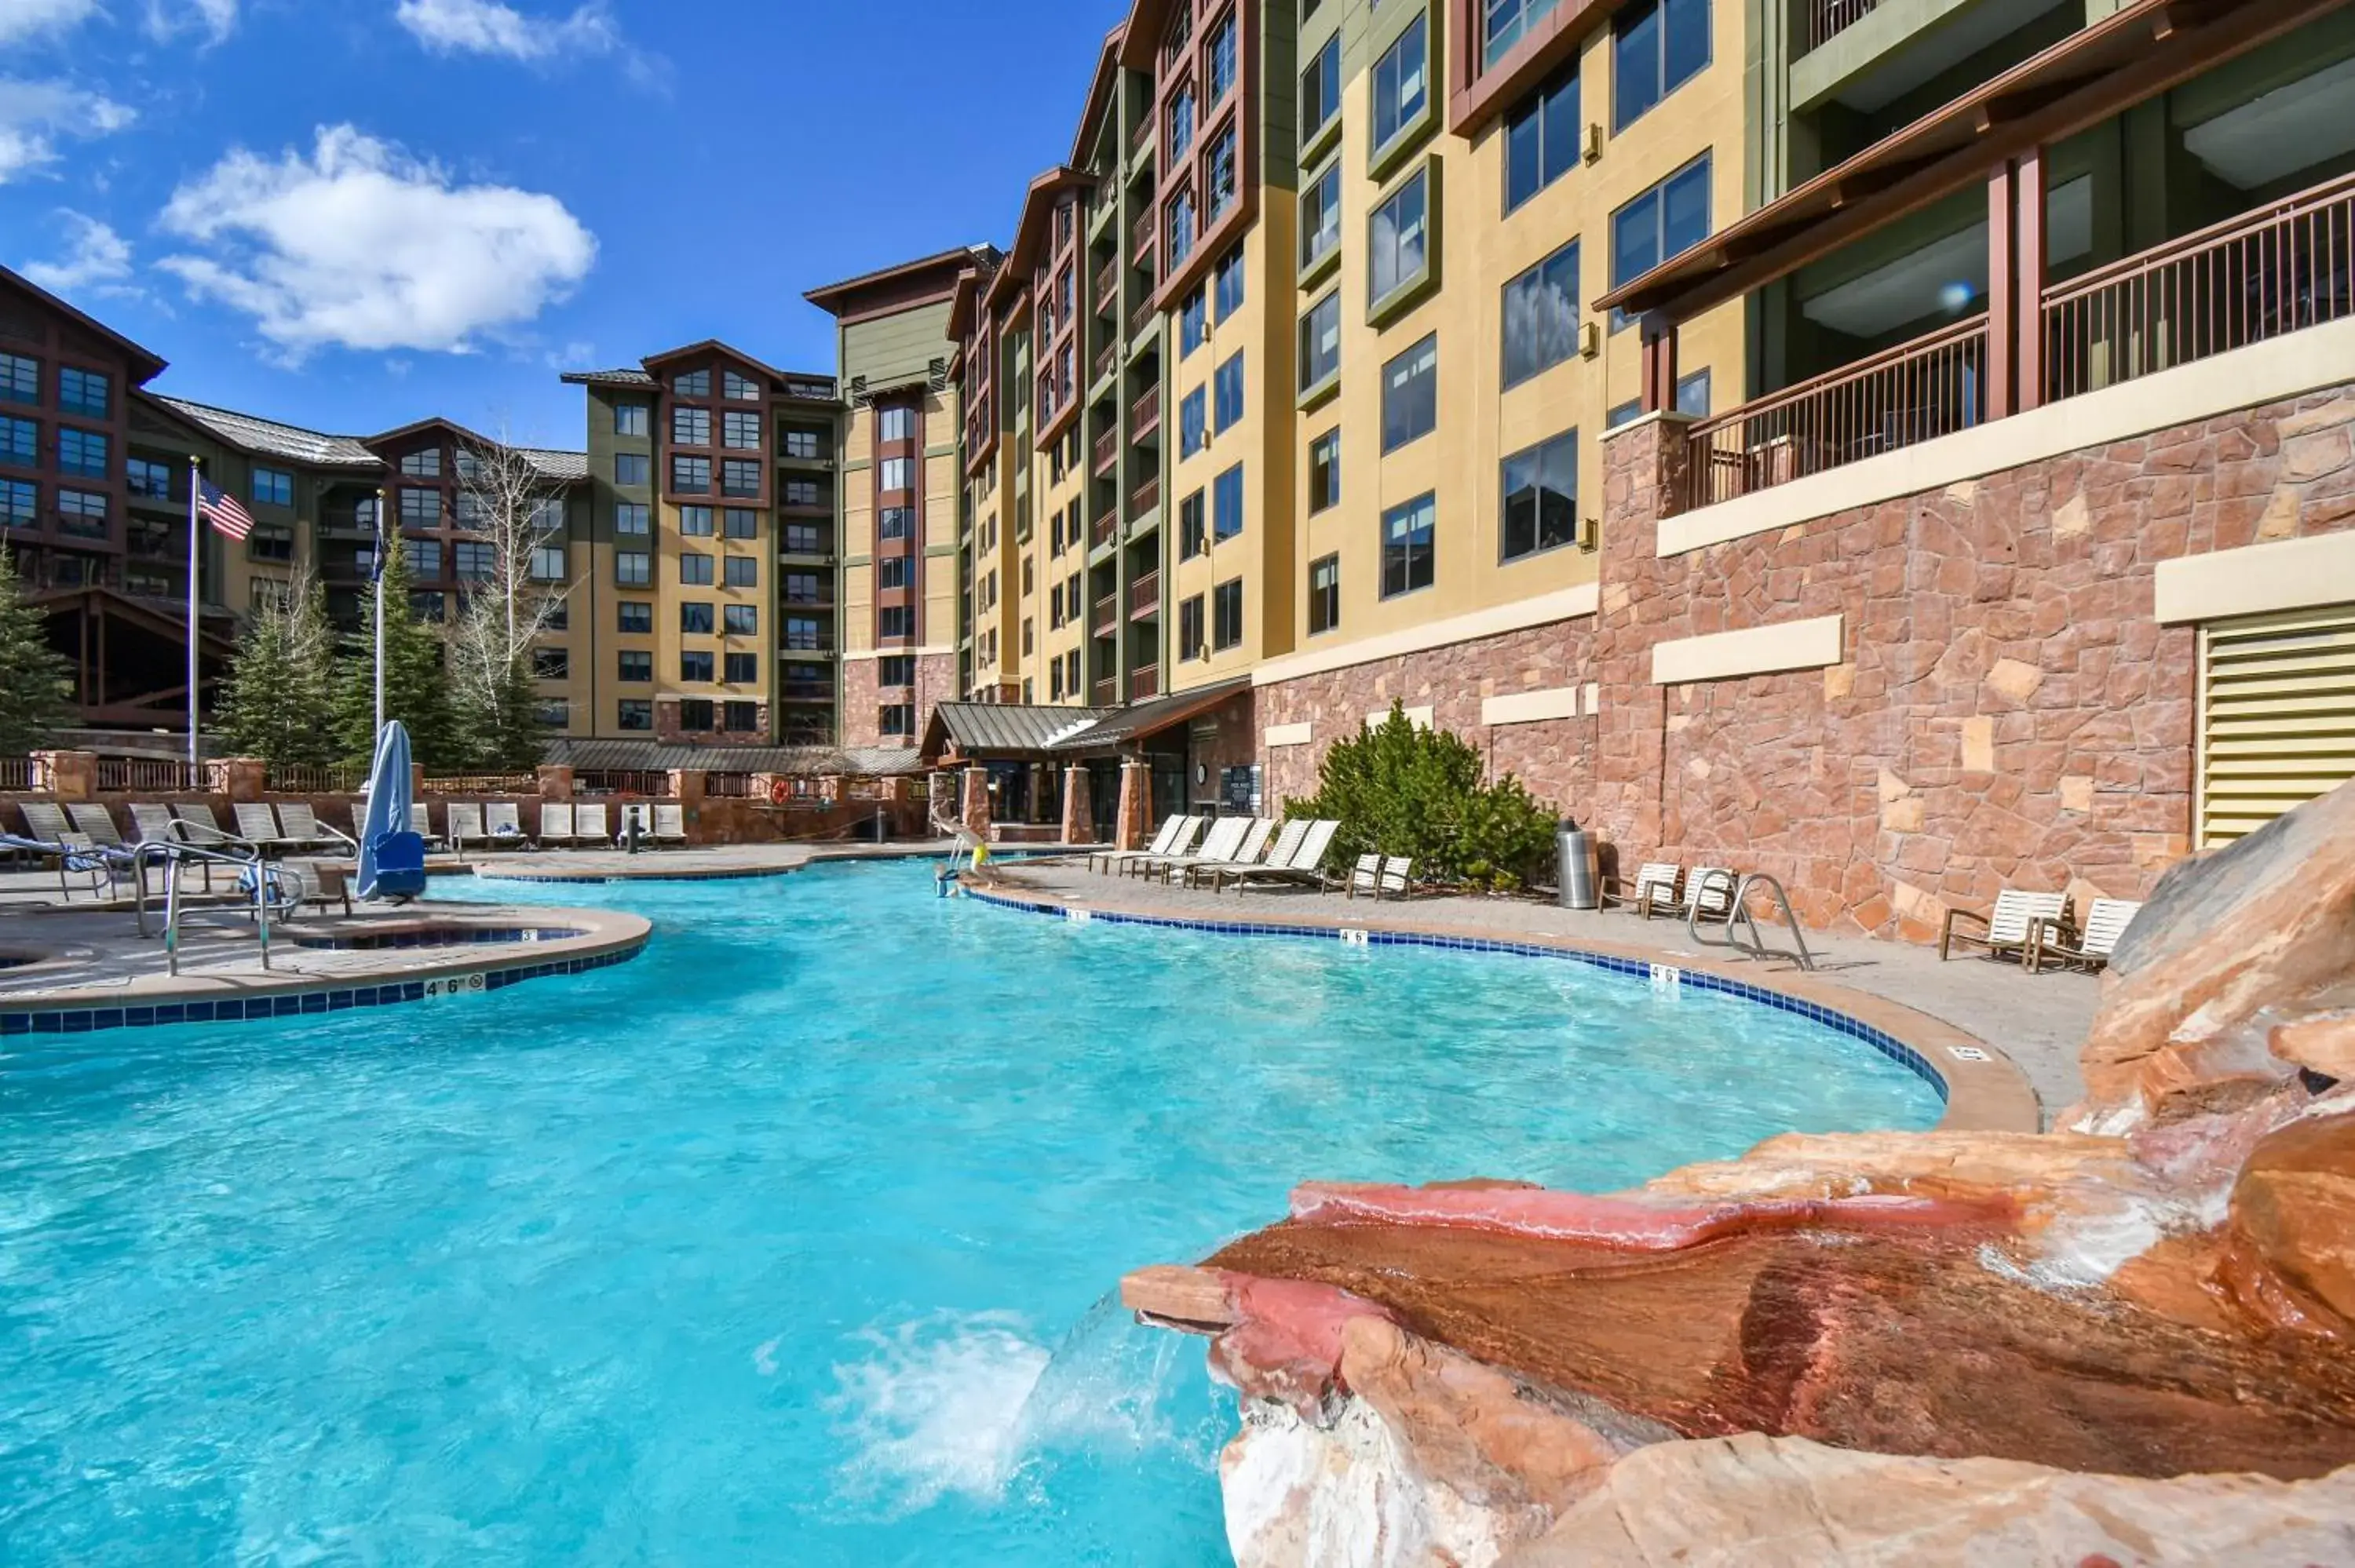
724,652,758,684
1614,0,1709,132
673,455,712,493
783,428,822,459
1606,398,1641,428
1167,190,1196,270
1214,352,1245,432
1382,493,1437,597
0,415,33,465
531,647,570,680
681,602,715,635
1370,168,1429,308
54,427,106,480
674,369,711,398
786,617,821,651
127,457,171,498
1168,84,1196,162
784,522,824,554
1506,64,1581,214
721,459,761,497
410,540,444,577
680,505,715,537
529,498,566,538
879,655,915,687
1179,594,1205,659
614,401,648,436
454,492,486,528
58,366,108,418
544,597,569,632
878,506,913,542
1300,292,1341,392
615,453,648,487
1212,577,1243,651
1207,12,1237,97
783,479,820,506
410,591,446,622
715,507,754,540
530,545,567,581
0,479,33,527
725,556,758,588
1502,240,1580,388
725,603,759,634
674,406,711,447
1214,247,1245,319
398,483,440,525
723,370,759,402
1180,490,1207,559
535,699,571,729
619,649,654,683
400,448,442,479
1501,431,1577,562
878,406,915,443
0,353,36,403
679,698,715,732
878,456,913,491
874,558,907,592
455,449,483,483
1484,0,1561,65
878,606,915,640
680,552,714,585
1213,463,1244,542
1372,15,1428,151
1180,289,1207,356
250,465,293,506
1205,126,1238,220
1309,428,1341,512
1180,388,1208,457
725,699,761,732
615,501,650,537
1676,367,1712,417
619,698,653,730
722,410,762,450
1382,334,1438,452
454,541,495,579
56,487,106,530
1309,553,1341,635
681,650,716,683
248,523,294,563
1610,155,1711,329
1302,34,1341,142
619,601,653,633
1301,162,1342,272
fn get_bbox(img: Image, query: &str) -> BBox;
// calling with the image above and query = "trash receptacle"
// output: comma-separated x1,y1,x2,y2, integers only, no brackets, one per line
1557,819,1599,910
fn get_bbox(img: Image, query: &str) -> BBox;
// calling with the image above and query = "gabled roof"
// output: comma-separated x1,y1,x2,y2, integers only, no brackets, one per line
922,701,1123,760
560,366,658,389
1067,26,1130,168
1,264,168,384
360,415,587,483
985,168,1099,312
804,245,1004,318
145,394,382,469
947,252,1006,343
561,348,838,403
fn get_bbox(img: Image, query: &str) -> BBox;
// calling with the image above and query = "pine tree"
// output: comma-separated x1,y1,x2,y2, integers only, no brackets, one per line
216,571,336,766
331,537,458,771
0,541,73,755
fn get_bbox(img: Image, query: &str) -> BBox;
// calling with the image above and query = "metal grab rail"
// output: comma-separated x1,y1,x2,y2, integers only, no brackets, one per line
1686,872,1817,972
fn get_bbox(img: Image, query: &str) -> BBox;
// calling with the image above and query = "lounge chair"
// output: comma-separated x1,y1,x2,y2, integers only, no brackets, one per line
66,803,124,848
21,800,75,845
172,802,245,848
1116,815,1211,879
1941,890,2071,965
276,801,356,855
1182,818,1276,888
409,803,445,851
1647,866,1737,923
2028,898,2142,975
1203,819,1308,891
445,803,486,852
233,802,294,852
1607,862,1684,918
1348,855,1415,899
652,804,688,846
1137,815,1247,884
575,802,612,847
1090,815,1195,875
1232,819,1342,894
484,801,528,847
539,802,575,848
127,802,181,846
616,803,655,844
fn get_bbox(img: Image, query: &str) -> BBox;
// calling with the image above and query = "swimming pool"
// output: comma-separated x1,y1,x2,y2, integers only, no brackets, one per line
0,859,1941,1565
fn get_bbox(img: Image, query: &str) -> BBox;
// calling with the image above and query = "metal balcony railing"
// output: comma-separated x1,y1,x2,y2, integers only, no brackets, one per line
1129,568,1159,620
1131,384,1161,436
1130,665,1160,702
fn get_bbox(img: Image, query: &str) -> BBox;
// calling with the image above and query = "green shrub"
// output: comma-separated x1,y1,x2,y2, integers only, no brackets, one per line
1287,703,1561,892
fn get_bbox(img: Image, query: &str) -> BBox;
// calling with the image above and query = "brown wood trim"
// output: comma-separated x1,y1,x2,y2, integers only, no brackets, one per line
1448,0,1633,138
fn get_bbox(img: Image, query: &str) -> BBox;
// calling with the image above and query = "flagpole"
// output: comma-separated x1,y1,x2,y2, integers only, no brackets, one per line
374,487,388,740
186,456,201,775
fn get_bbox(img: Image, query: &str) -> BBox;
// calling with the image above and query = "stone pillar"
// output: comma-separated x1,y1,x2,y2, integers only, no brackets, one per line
411,763,426,800
208,757,265,803
817,773,843,806
536,764,574,800
962,764,991,841
31,749,96,802
1115,757,1152,851
667,769,706,808
1060,765,1094,846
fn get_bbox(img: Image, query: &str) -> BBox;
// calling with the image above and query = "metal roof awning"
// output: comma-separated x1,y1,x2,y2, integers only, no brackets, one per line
920,680,1253,763
1596,0,2345,323
539,738,923,777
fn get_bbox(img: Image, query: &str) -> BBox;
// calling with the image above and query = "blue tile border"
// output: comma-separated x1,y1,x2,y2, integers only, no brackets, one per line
0,939,644,1038
965,887,1949,1103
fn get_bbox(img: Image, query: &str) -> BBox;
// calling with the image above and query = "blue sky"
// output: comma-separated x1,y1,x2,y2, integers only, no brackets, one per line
0,0,1126,449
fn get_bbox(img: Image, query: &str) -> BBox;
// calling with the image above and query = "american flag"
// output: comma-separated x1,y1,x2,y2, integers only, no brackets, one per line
197,476,254,542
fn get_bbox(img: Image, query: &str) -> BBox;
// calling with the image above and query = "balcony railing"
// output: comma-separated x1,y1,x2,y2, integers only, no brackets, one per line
1129,568,1160,620
1094,426,1119,476
2043,169,2355,403
1683,316,1986,510
1806,0,1879,52
1131,384,1161,436
1092,593,1118,636
266,763,364,793
1094,257,1117,310
1130,665,1160,702
1094,338,1115,386
1131,474,1160,516
1093,677,1119,706
96,758,204,793
1091,509,1117,550
0,755,31,791
573,770,667,797
1130,294,1157,336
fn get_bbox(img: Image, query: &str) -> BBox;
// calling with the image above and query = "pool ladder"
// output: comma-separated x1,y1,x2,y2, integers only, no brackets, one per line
1687,873,1817,972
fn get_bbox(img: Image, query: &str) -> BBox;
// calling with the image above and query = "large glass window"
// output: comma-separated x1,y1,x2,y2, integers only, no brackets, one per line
786,617,822,650
673,406,710,447
615,501,650,537
530,545,566,581
878,407,915,443
619,601,652,634
613,401,648,436
1179,594,1204,660
616,552,651,586
721,459,760,497
1301,162,1342,272
1309,428,1341,512
409,539,444,578
1369,168,1429,308
399,488,440,525
722,370,759,402
724,652,758,684
680,601,715,635
1167,191,1197,271
127,457,171,498
614,453,648,487
1501,431,1577,562
1213,463,1244,542
250,465,292,506
618,698,653,730
400,448,442,478
1613,0,1709,132
0,415,32,465
1300,291,1341,391
724,556,758,588
1180,388,1207,457
1168,86,1196,162
1180,289,1208,356
1180,490,1207,559
0,478,33,526
1205,126,1238,220
1610,155,1711,329
57,428,108,480
673,369,710,398
724,507,758,539
878,606,915,640
1381,493,1436,598
878,506,914,542
1215,247,1245,319
1502,240,1580,388
1212,577,1243,651
453,541,495,579
783,428,822,459
680,505,714,537
680,552,714,585
722,410,761,450
1484,0,1561,66
681,651,715,683
878,456,913,491
1309,552,1340,636
1301,34,1340,143
1506,64,1580,213
1214,352,1245,433
1381,334,1438,452
58,366,108,418
1373,15,1429,151
619,651,653,682
1207,13,1237,100
0,353,37,403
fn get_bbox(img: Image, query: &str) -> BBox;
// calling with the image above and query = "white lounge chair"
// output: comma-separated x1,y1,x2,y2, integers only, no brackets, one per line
575,802,612,847
538,801,575,847
445,802,486,851
1137,815,1247,884
1648,866,1737,923
1941,890,2071,965
1117,816,1210,879
1612,862,1683,918
1091,815,1195,875
484,801,528,846
1232,819,1342,894
1204,819,1308,892
274,801,355,854
616,803,655,844
1182,818,1276,888
652,804,688,846
408,802,445,851
2028,898,2141,975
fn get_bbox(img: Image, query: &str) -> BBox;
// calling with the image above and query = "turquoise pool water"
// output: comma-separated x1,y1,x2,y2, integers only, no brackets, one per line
0,861,1940,1565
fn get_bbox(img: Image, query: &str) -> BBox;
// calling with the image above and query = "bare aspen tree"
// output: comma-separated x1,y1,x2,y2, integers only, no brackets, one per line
447,428,575,767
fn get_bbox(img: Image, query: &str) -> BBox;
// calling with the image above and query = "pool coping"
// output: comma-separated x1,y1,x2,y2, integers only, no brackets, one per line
0,906,652,1037
961,877,2041,1134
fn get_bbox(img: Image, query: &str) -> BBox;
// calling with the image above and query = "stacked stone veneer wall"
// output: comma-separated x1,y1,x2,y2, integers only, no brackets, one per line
1257,385,2355,941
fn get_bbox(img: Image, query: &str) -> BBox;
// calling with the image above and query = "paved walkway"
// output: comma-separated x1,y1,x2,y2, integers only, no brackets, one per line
984,860,2103,1124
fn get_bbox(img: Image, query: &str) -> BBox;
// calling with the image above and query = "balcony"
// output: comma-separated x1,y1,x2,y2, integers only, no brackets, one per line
1130,210,1155,267
1129,568,1159,621
1091,509,1116,550
1094,256,1117,310
1094,337,1115,387
1130,294,1158,337
1131,384,1160,438
1094,425,1119,477
1091,593,1117,636
1130,665,1160,702
779,683,834,705
1092,677,1119,706
1130,474,1160,516
1804,0,1879,52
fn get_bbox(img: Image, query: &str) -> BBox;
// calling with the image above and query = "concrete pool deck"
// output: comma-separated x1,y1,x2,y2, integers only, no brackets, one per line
969,860,2101,1131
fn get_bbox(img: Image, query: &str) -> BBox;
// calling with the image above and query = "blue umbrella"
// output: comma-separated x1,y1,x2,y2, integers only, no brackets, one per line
356,720,425,901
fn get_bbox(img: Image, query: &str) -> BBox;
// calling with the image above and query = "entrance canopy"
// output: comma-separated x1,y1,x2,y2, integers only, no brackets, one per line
920,679,1252,766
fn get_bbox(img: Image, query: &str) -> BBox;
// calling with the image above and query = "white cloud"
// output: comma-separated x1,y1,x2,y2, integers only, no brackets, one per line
20,210,134,297
142,0,239,44
0,78,135,184
392,0,616,61
157,124,597,362
0,0,100,45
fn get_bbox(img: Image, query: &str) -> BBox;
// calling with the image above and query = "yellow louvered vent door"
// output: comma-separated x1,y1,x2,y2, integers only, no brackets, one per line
2198,603,2355,847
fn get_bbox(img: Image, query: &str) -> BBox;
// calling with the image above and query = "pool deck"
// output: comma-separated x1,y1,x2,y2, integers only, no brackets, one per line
970,861,2101,1132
